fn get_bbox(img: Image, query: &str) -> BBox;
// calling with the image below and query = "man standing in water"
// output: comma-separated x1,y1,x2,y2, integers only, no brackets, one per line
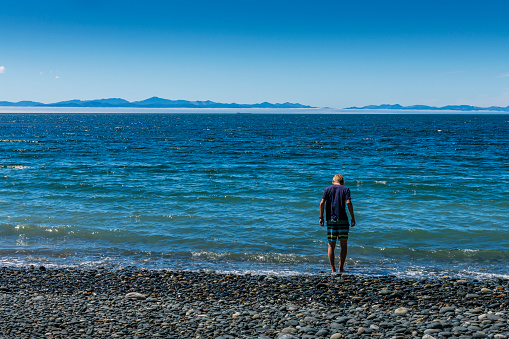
319,174,355,273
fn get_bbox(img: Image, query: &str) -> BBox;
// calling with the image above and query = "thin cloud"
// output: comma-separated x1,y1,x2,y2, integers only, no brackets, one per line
495,72,509,78
0,66,5,74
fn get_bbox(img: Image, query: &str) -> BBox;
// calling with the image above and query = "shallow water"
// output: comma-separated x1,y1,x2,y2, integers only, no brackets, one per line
0,113,507,279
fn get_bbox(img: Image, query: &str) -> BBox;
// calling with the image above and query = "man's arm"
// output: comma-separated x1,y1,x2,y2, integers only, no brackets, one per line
346,199,355,227
319,199,325,226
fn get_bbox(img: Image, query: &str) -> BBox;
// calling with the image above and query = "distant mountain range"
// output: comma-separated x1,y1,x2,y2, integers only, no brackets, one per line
346,104,509,112
4,99,507,111
0,97,313,109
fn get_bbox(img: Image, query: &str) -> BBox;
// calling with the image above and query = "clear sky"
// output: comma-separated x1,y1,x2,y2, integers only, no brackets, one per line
1,0,509,108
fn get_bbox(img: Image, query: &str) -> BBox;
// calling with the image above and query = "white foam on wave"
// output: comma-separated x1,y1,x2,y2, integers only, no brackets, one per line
190,250,318,264
460,270,509,280
0,253,507,281
204,267,314,277
0,139,39,143
0,165,38,169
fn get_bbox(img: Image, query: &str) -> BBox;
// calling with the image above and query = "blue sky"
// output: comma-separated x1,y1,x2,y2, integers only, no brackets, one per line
1,0,509,108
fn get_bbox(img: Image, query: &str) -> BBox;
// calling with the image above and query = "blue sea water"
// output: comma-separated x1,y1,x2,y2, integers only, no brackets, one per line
0,112,507,279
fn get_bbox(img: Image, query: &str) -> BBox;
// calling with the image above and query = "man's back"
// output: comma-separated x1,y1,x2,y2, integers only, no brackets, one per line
322,184,351,221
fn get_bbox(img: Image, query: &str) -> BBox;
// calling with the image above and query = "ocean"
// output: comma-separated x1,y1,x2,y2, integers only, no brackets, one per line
0,112,507,279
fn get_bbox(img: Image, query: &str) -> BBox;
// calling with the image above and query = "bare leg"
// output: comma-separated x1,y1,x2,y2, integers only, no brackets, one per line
328,242,336,272
339,239,348,272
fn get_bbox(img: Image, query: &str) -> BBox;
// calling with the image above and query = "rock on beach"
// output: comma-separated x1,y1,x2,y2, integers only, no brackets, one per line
124,292,146,300
0,267,507,338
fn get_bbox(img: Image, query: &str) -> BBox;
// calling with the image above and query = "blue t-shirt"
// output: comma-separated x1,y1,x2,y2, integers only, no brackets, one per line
322,184,351,221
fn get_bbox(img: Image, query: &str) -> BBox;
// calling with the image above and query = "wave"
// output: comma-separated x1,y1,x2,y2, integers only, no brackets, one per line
352,245,509,262
1,225,507,269
0,246,506,280
2,221,507,254
0,139,40,143
0,165,38,169
354,227,509,252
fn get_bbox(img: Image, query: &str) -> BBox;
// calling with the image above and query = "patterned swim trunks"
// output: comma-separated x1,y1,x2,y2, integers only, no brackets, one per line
327,219,350,242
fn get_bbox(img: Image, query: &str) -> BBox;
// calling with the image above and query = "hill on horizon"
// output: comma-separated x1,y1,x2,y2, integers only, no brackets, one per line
0,97,314,109
346,103,509,112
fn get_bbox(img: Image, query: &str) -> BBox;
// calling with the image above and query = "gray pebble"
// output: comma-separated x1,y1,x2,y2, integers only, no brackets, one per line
440,306,456,314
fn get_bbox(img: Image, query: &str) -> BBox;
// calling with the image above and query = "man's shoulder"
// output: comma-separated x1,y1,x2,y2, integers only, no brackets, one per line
325,184,350,190
323,185,335,192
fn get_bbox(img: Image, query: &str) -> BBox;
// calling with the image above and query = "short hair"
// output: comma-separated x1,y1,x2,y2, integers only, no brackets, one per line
332,174,344,184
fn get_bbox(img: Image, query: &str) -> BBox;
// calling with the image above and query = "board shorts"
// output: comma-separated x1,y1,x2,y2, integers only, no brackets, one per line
327,219,349,242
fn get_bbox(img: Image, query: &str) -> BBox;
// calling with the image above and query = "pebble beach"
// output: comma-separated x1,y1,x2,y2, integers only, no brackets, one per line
0,267,507,339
